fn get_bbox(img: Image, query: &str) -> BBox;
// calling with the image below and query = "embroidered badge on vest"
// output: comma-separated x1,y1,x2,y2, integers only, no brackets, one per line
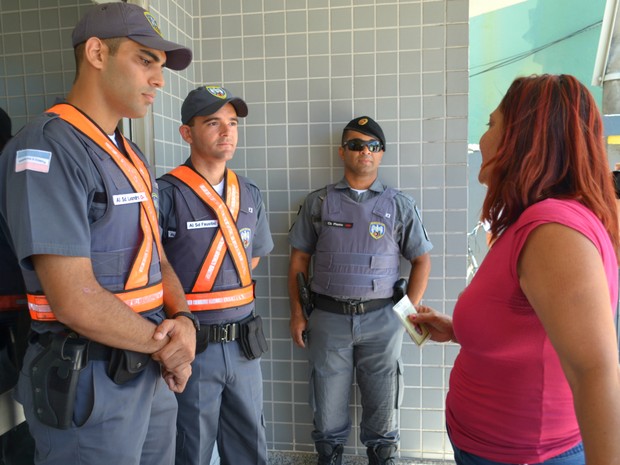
369,222,386,239
240,228,252,248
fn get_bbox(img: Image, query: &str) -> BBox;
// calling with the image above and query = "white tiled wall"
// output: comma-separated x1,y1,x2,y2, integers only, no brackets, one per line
0,0,92,130
0,0,468,461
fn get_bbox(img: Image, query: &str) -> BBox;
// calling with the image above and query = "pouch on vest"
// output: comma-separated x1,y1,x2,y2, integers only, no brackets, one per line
238,314,268,360
106,348,150,385
30,333,87,429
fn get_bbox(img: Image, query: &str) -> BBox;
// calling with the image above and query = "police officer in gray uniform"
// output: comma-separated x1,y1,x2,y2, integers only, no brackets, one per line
288,116,432,465
0,107,35,465
158,86,273,465
0,4,197,465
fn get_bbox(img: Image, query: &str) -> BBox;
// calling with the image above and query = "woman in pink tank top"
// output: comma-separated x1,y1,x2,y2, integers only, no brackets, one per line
411,75,620,465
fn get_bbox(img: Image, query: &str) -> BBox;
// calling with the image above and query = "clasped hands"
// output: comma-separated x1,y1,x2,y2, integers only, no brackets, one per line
150,317,197,393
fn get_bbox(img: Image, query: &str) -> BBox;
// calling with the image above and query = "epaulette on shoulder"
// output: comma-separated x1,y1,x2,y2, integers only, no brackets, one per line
243,175,260,189
394,189,414,201
40,110,62,128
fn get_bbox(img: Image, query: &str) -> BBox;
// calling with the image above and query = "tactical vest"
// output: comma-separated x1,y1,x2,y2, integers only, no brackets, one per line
160,167,258,324
311,185,401,300
26,104,164,322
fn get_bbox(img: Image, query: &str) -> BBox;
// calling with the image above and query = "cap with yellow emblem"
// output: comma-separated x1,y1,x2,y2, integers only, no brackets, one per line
71,2,192,71
181,86,248,125
343,116,386,150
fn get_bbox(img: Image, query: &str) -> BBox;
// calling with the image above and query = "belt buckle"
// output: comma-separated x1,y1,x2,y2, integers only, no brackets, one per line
344,300,362,315
220,324,232,342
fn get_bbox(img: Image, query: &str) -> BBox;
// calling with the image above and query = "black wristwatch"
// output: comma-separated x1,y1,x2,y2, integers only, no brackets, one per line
171,311,200,332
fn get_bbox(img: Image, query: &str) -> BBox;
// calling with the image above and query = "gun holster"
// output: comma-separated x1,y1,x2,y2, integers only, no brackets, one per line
297,272,314,319
30,333,87,429
393,278,407,303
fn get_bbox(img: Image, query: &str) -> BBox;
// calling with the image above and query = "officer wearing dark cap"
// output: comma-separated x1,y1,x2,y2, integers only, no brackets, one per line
0,4,196,465
288,116,433,465
158,85,273,465
180,85,249,124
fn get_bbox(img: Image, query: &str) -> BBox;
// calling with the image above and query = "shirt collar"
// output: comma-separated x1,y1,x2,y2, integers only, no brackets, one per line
334,177,385,193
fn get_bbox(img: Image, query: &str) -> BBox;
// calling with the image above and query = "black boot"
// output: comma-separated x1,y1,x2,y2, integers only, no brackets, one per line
367,444,397,465
316,442,344,465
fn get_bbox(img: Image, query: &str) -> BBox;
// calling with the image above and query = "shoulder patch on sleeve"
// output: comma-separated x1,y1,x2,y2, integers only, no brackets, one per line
15,149,52,173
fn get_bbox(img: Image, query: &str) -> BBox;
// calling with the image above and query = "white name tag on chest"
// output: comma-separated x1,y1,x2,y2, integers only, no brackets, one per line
113,192,148,205
187,220,219,229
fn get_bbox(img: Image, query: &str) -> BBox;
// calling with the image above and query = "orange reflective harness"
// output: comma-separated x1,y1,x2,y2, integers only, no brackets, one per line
27,104,164,321
0,295,27,311
167,166,254,311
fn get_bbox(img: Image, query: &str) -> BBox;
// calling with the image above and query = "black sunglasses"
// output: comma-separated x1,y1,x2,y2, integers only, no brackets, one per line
342,139,383,153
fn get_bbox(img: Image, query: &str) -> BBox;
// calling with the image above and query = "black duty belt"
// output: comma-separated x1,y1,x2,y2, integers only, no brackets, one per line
34,332,113,361
202,322,241,343
313,294,393,315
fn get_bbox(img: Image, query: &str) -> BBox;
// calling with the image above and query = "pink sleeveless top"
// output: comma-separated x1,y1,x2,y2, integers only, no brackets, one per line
447,199,618,463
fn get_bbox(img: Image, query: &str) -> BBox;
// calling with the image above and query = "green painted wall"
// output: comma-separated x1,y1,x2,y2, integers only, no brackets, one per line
469,0,606,144
468,0,607,258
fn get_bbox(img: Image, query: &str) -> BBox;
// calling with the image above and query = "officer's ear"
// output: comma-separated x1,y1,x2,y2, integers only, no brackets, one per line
82,37,107,71
179,124,193,144
338,144,346,161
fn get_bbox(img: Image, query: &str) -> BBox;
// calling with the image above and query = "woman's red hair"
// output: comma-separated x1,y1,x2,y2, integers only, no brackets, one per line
481,74,620,255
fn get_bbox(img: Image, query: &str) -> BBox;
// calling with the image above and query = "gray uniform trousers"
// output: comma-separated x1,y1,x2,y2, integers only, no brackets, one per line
174,338,267,465
307,305,405,448
16,344,177,465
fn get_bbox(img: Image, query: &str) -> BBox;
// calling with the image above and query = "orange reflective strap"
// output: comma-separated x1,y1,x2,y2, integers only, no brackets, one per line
186,283,255,311
0,294,27,311
47,104,161,291
27,283,164,321
114,283,164,312
196,175,242,290
168,167,252,292
119,137,163,289
27,294,56,321
200,230,227,289
126,209,153,289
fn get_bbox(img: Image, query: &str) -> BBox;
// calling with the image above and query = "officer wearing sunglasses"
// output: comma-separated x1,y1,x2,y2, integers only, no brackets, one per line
342,138,383,153
288,116,433,465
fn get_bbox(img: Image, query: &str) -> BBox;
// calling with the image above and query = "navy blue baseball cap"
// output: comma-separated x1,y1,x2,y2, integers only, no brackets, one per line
181,86,248,125
72,2,192,71
343,116,386,149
